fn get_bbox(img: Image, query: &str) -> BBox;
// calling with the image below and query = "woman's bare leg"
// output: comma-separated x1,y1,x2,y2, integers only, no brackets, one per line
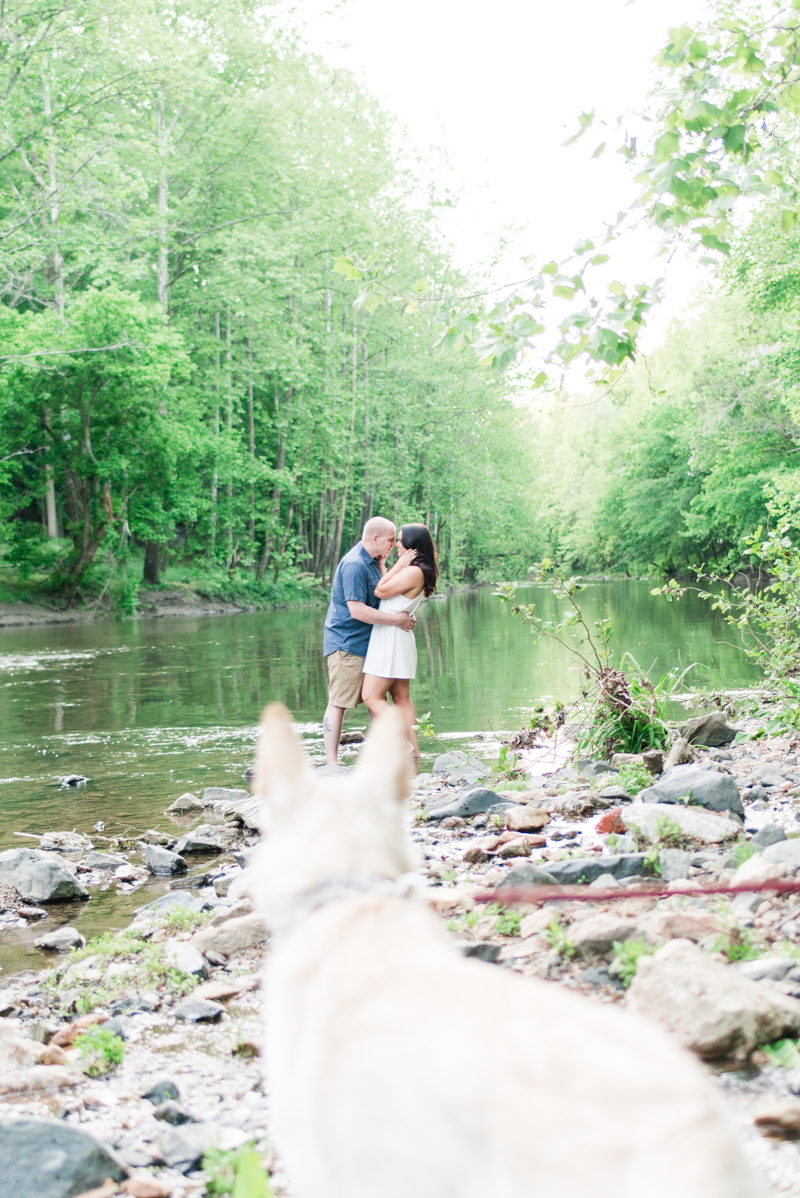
389,678,419,768
362,673,393,722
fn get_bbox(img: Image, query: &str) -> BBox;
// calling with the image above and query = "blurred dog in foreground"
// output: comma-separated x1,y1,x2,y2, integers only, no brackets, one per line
254,703,767,1198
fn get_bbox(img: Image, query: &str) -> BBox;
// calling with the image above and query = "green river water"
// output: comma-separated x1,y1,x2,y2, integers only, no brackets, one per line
0,581,760,974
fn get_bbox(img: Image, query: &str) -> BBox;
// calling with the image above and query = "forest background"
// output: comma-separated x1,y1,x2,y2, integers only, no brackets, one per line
3,0,800,613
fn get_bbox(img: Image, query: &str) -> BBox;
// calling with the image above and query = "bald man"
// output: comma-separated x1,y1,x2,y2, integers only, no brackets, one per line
322,517,416,763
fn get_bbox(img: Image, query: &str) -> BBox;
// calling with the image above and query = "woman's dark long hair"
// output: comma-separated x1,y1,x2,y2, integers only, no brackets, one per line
400,523,438,597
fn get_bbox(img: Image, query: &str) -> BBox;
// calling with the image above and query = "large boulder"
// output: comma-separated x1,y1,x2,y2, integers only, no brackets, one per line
0,1119,127,1198
569,914,639,961
627,938,800,1062
637,765,743,817
163,939,208,978
762,840,800,869
38,831,92,853
545,853,651,885
190,912,266,958
82,851,126,870
201,787,249,806
173,831,227,855
679,712,739,747
145,845,188,876
34,927,85,952
166,792,205,815
0,849,88,903
623,801,740,845
496,862,558,888
426,788,510,821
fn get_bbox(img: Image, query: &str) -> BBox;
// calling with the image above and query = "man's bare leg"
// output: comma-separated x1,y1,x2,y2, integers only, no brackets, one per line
323,703,346,764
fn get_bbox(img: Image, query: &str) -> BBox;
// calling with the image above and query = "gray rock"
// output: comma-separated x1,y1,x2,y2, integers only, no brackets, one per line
145,844,188,876
172,995,225,1023
582,966,624,989
159,1122,223,1171
658,848,692,882
545,853,651,885
496,862,558,888
426,788,509,821
39,831,93,853
735,957,797,982
570,914,639,960
598,785,632,802
102,1016,129,1040
166,792,204,815
0,848,89,903
201,786,249,805
142,829,175,846
628,938,800,1062
637,765,743,816
762,840,800,868
154,1100,192,1125
110,992,161,1015
432,750,468,774
315,764,352,776
0,1118,127,1198
33,926,85,952
163,939,209,978
459,942,500,963
679,711,739,747
134,891,211,917
751,825,788,848
143,1077,180,1104
173,832,227,855
82,851,126,869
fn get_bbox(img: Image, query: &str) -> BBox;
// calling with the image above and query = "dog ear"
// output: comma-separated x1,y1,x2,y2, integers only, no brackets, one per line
255,703,311,802
354,707,411,801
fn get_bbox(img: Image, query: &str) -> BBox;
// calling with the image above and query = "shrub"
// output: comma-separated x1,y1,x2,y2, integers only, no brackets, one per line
74,1027,124,1077
609,938,656,987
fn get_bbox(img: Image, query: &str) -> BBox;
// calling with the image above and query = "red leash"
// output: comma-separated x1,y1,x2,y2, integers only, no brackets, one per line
475,877,800,906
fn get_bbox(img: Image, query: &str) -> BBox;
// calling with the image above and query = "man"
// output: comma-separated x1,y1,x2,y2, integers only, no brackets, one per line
323,516,416,763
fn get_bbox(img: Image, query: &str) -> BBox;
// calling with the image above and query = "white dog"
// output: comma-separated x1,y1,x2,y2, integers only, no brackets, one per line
255,703,767,1198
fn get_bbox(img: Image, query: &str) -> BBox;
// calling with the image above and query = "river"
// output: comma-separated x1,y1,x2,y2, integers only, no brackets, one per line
0,580,760,972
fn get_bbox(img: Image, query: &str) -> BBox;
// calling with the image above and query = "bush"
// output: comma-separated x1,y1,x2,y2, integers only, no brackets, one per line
609,938,656,987
74,1026,124,1077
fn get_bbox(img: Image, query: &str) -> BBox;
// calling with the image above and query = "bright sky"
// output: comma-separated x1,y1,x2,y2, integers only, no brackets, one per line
282,0,713,364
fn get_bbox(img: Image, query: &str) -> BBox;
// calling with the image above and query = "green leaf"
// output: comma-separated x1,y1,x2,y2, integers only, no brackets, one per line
764,170,784,186
532,371,547,388
333,258,363,281
590,253,610,266
552,286,575,300
541,261,559,275
562,110,595,146
780,208,798,234
592,142,606,159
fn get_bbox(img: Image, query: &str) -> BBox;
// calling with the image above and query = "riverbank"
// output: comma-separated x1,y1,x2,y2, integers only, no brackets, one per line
5,726,800,1194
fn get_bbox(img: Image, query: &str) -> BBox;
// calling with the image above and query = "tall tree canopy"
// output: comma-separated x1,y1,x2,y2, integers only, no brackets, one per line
0,0,535,595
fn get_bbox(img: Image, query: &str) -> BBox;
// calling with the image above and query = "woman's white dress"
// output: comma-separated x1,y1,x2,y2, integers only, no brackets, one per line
362,590,424,679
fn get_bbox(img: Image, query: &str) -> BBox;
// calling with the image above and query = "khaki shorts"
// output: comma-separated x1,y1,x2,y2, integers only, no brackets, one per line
326,649,365,708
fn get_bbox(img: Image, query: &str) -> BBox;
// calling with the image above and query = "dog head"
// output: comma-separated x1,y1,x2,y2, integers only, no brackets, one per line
252,704,421,926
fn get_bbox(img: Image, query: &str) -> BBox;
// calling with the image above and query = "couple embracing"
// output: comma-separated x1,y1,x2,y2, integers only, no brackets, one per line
323,516,438,769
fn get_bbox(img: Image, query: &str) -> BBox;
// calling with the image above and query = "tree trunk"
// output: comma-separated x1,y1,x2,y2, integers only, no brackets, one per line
225,310,233,565
246,334,255,546
143,540,160,584
156,83,169,311
209,311,220,560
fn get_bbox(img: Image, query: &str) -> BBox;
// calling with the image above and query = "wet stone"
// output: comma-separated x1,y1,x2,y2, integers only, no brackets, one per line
172,995,225,1023
459,941,501,963
143,1077,180,1105
145,845,188,876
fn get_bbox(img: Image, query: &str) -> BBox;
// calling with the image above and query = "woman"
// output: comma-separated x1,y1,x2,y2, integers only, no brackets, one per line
362,523,438,767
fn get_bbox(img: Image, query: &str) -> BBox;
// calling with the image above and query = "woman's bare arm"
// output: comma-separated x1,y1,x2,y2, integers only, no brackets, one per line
375,563,424,599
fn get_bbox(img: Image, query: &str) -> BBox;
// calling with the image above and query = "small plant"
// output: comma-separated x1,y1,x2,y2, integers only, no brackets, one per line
464,910,479,929
643,845,662,876
485,905,521,937
654,814,684,849
74,1027,124,1077
492,742,523,782
546,917,576,959
728,841,757,869
488,812,505,831
713,928,761,962
763,1038,800,1069
204,1144,273,1198
416,711,436,739
615,762,653,796
414,808,431,825
609,938,656,987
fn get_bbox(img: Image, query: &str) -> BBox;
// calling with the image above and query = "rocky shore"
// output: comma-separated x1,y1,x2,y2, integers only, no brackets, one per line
6,713,800,1194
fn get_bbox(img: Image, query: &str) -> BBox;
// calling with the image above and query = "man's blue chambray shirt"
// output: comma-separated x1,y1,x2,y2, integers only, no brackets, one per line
323,542,382,657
